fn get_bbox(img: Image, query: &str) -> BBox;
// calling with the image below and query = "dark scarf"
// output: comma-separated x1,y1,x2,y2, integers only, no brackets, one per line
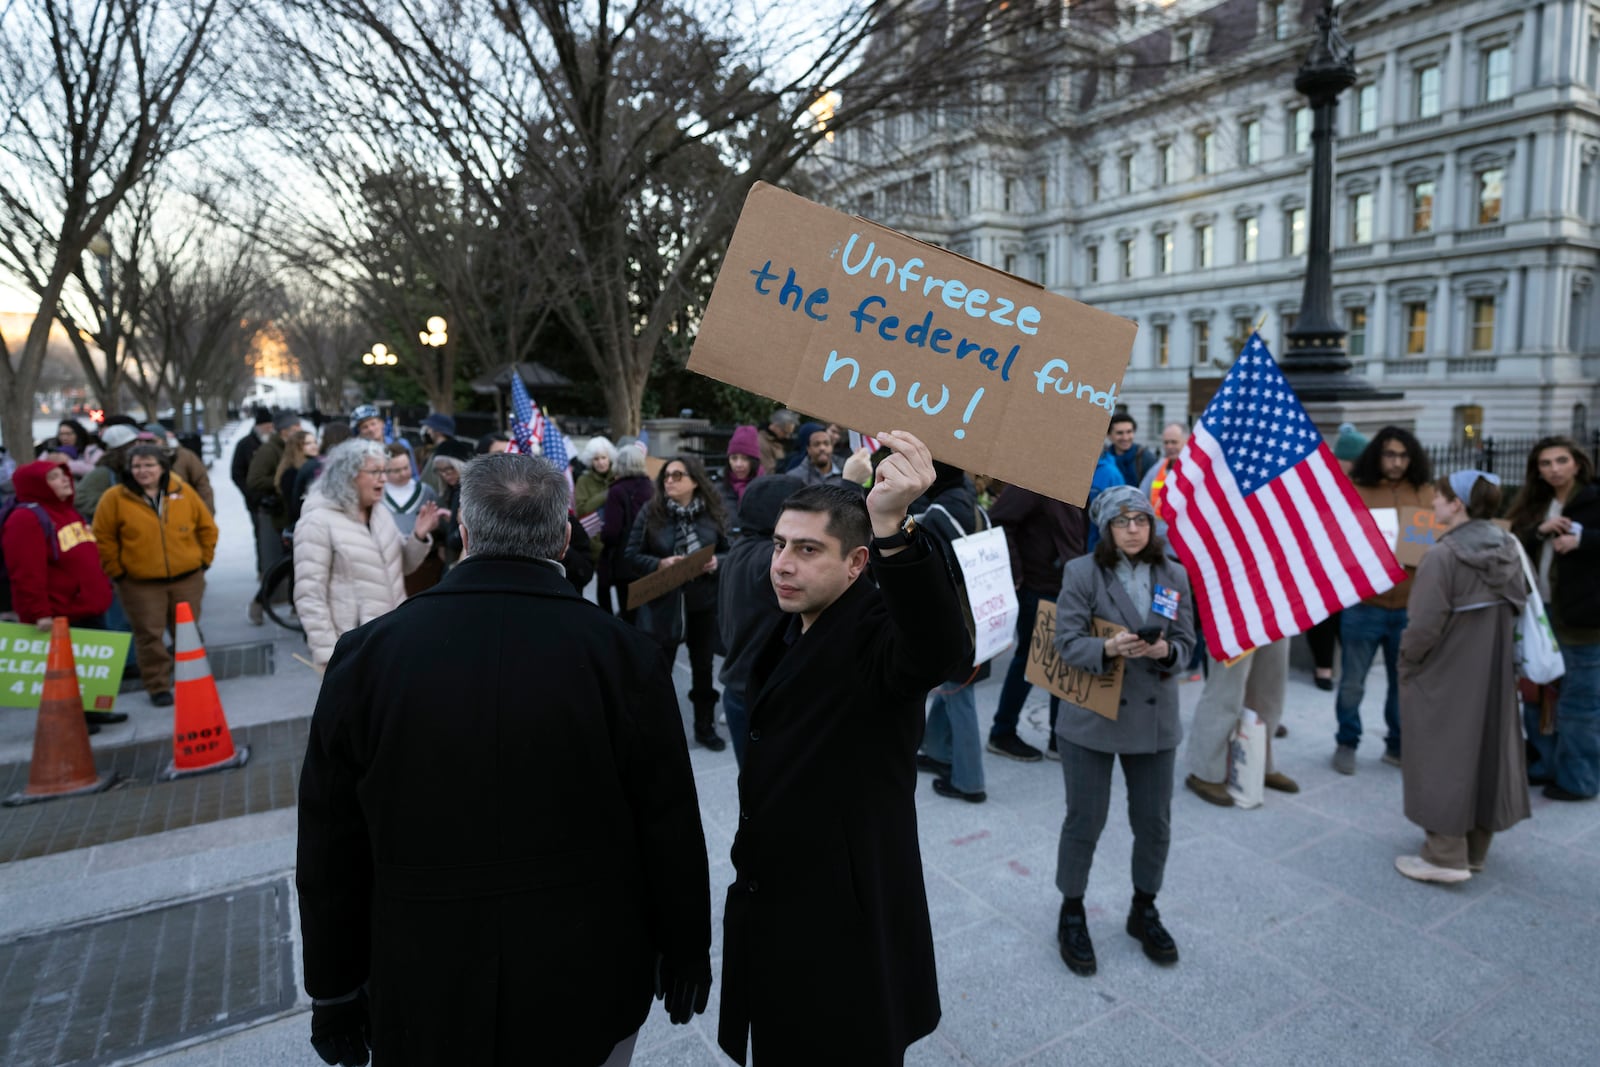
666,497,704,555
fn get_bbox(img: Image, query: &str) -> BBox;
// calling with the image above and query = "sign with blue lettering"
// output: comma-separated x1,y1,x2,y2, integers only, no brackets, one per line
687,183,1137,504
1152,584,1181,621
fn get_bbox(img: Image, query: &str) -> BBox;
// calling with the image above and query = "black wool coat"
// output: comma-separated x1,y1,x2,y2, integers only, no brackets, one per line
296,556,710,1066
718,540,972,1066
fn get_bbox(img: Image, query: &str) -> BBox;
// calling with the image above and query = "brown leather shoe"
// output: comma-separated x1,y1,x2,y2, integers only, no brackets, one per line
1185,774,1234,807
1263,771,1300,794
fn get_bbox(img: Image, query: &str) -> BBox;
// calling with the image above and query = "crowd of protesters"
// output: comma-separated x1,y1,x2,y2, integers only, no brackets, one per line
4,399,1595,1066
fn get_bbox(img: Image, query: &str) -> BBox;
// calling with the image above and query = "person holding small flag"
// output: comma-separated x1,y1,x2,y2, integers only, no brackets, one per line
1050,485,1193,978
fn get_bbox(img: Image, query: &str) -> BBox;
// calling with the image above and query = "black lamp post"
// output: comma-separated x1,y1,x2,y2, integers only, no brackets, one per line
1281,1,1397,402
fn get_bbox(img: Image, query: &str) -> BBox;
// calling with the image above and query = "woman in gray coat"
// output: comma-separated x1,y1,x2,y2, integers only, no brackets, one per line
1051,485,1194,978
1395,470,1530,884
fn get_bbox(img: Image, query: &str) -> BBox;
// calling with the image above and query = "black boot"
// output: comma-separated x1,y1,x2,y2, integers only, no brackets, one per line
1057,898,1096,976
1126,891,1179,965
693,699,726,752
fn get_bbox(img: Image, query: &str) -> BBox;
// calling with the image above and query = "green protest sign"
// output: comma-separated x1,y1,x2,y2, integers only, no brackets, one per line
0,623,132,713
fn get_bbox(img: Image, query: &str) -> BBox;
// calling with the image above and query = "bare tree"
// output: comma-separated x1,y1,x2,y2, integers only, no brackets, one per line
275,280,367,411
0,0,228,458
250,0,1105,434
136,216,275,429
51,181,163,414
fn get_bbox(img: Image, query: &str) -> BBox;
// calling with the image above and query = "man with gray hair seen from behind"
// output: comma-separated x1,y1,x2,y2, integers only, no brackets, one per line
297,453,712,1067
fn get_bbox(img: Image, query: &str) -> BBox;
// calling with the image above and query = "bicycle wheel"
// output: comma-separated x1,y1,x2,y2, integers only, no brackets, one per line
259,557,302,633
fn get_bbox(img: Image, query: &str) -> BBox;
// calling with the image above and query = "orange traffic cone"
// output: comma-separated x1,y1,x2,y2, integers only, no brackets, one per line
4,618,116,806
159,602,249,780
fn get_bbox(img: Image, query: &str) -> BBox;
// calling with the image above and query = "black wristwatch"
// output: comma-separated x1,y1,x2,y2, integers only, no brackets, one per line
870,513,918,551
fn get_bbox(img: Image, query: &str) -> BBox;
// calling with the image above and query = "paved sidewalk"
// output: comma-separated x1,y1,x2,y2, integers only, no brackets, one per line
2,425,1597,1064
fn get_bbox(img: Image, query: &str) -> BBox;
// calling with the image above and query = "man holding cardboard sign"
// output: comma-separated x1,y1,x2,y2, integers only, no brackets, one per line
718,431,971,1065
1332,428,1434,775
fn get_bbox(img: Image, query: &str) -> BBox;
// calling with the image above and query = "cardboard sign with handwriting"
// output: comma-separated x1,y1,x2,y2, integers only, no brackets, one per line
1024,602,1125,720
687,183,1137,504
1393,507,1511,566
626,544,716,611
1393,507,1439,567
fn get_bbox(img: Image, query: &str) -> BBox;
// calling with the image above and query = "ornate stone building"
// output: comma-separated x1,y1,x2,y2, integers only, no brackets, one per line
811,0,1600,443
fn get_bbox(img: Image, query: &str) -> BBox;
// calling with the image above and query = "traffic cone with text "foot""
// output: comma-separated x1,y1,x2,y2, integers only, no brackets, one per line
159,602,249,780
4,618,117,806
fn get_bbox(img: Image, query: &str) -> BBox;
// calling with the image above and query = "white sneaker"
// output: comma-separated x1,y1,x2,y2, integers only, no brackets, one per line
1394,855,1471,884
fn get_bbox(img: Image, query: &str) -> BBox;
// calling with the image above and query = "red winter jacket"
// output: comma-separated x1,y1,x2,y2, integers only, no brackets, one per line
3,460,114,623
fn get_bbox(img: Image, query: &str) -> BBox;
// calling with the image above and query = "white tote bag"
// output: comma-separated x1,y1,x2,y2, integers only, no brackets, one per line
1512,540,1565,686
1226,709,1267,810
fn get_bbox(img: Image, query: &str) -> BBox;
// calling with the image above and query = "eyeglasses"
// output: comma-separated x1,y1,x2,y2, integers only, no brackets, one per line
358,467,386,478
1109,514,1152,529
663,470,688,481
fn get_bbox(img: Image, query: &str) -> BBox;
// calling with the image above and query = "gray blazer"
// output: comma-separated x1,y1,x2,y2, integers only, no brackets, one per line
1053,554,1195,755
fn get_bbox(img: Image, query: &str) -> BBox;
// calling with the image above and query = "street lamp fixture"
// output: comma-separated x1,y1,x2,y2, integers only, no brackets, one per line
1280,0,1398,403
419,316,447,349
362,343,398,367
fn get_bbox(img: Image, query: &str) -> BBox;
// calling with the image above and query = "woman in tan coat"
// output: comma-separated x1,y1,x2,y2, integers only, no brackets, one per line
92,445,218,705
293,440,441,668
1395,470,1530,884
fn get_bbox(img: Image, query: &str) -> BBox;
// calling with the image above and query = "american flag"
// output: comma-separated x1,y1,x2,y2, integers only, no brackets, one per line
847,430,881,455
507,373,542,455
1160,333,1405,660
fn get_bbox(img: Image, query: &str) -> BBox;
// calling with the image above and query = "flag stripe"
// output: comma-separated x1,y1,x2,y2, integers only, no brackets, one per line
1166,441,1252,653
1285,456,1370,603
1307,443,1408,589
1248,476,1337,633
1242,486,1318,635
1183,435,1275,648
1259,473,1340,623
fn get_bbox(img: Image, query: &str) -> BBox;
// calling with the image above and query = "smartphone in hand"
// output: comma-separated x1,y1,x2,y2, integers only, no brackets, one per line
1135,626,1165,644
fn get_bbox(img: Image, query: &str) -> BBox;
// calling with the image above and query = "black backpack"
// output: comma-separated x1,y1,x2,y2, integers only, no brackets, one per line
0,500,59,614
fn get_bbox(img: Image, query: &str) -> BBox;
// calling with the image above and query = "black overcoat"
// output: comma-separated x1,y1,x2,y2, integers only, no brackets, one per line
296,556,710,1066
718,540,972,1065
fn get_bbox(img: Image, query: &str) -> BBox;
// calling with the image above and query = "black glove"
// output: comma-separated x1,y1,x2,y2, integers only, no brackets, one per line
655,953,712,1025
310,988,370,1066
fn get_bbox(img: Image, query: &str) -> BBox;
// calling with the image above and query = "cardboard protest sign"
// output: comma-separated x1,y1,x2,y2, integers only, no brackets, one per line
1024,602,1125,721
1394,507,1439,567
688,183,1137,504
0,623,132,712
1393,507,1511,567
626,544,717,611
945,526,1018,666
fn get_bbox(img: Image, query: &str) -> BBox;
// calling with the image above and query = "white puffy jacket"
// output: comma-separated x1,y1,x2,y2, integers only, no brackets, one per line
293,489,432,666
